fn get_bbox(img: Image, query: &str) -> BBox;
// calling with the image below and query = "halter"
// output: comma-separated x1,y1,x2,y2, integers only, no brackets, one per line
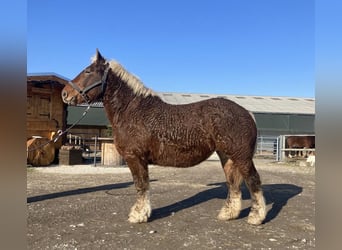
68,66,110,104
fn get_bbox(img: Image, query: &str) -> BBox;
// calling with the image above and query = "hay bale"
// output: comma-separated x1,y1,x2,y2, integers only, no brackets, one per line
101,142,125,166
27,137,55,166
59,147,83,165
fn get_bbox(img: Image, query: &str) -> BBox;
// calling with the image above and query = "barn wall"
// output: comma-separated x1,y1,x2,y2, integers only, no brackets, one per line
27,81,66,149
254,113,315,137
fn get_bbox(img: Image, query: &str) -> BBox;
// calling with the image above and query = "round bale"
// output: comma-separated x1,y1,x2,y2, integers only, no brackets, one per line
27,137,55,166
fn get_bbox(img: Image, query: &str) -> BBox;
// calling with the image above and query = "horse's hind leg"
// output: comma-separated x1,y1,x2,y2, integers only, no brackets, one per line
238,159,266,225
125,156,151,223
217,152,243,221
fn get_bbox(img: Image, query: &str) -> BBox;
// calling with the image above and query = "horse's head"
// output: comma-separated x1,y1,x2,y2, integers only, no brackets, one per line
61,49,109,105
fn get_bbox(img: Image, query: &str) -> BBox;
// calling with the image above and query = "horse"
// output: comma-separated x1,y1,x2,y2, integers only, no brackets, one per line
61,49,266,225
286,135,315,158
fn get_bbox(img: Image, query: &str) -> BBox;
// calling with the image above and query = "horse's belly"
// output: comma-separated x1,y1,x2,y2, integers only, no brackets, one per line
150,143,214,167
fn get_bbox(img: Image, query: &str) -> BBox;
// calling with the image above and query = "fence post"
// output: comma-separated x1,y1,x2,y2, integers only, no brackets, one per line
260,136,263,154
94,135,97,167
276,136,280,161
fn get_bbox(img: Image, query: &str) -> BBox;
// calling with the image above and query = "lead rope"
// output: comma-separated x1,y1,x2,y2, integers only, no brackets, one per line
27,105,91,152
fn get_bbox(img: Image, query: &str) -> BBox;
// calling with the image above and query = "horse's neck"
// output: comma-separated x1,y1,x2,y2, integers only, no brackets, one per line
102,74,163,125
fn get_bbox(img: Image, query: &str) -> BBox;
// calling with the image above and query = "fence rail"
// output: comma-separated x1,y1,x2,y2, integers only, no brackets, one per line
280,148,315,152
65,133,112,166
256,136,279,160
278,134,315,161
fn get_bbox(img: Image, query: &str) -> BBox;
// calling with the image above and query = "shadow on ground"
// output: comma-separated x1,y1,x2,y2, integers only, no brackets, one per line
150,182,302,224
27,181,302,224
27,181,135,203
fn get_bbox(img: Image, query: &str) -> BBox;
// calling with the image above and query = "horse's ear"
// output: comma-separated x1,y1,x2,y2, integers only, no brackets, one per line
95,48,105,63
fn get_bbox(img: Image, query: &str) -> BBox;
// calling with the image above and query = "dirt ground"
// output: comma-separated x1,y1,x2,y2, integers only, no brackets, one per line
27,158,315,249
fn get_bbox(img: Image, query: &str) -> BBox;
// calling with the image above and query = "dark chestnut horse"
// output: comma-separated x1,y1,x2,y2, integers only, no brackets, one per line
286,135,315,158
61,50,266,225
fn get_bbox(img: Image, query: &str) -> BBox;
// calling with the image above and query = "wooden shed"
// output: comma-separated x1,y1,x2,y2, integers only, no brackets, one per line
27,73,68,164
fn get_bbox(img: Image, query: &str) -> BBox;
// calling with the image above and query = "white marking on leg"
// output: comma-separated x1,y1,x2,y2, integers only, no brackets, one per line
128,190,152,223
217,191,242,221
247,190,266,225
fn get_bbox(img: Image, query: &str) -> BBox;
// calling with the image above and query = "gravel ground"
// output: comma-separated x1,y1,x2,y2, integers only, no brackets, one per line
27,158,315,249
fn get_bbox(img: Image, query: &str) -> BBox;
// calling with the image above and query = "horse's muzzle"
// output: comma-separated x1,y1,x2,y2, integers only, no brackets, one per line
61,89,76,105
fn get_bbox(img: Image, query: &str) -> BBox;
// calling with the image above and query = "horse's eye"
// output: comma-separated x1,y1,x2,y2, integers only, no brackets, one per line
85,70,91,74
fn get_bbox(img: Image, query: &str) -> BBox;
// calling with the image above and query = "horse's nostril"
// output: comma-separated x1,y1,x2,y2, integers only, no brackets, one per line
62,90,67,98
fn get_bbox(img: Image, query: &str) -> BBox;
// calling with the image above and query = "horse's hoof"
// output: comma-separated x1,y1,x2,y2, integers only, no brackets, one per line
247,208,266,225
247,215,263,225
128,202,151,223
217,205,240,221
128,214,148,223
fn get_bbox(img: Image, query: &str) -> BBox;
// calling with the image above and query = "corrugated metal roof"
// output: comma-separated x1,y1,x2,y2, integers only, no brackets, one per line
27,72,314,115
159,92,315,114
78,92,315,115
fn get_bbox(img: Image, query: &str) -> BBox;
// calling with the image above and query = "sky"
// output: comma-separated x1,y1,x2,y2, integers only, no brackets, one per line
27,0,314,98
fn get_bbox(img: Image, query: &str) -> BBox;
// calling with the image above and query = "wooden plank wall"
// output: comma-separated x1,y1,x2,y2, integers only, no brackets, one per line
27,81,66,149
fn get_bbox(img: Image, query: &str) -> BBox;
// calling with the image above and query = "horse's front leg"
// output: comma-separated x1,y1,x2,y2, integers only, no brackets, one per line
126,156,151,223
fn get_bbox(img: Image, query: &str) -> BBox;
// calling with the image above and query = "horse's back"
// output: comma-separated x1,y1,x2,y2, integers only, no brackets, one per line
146,97,257,165
172,97,254,123
192,98,257,139
204,98,257,159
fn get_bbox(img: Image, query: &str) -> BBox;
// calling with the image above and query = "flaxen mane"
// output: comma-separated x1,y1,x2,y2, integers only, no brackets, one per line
92,53,156,97
109,61,156,97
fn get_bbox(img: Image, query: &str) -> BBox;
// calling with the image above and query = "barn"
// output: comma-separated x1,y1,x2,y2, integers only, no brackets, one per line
27,73,68,165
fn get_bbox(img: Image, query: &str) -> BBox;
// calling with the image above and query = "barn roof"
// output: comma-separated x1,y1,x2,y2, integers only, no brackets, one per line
27,73,70,86
158,92,315,115
27,72,314,115
77,92,315,115
70,92,315,126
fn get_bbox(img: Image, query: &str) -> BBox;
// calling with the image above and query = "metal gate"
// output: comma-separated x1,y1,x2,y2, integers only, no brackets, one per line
277,134,315,161
256,136,280,160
